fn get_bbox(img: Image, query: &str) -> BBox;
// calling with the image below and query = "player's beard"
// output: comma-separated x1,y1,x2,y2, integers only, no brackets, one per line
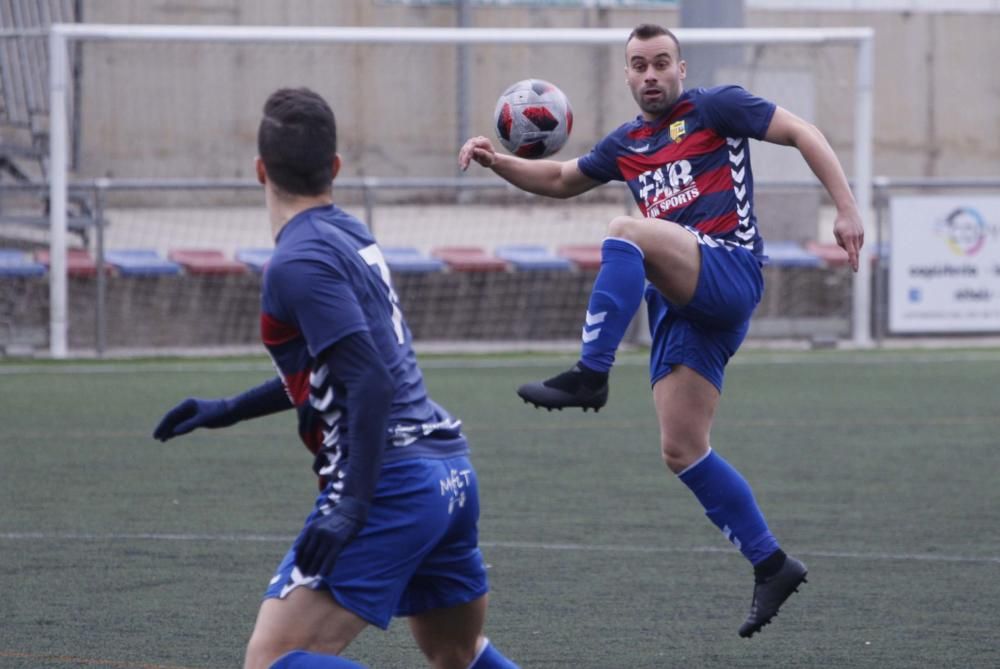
633,84,680,118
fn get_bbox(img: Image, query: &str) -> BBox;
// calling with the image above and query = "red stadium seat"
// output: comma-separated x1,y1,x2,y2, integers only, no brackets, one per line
34,248,107,278
169,249,248,275
804,241,850,268
431,246,508,272
557,244,602,270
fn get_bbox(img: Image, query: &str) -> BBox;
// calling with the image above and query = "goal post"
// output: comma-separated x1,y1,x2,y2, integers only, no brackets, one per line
45,23,874,357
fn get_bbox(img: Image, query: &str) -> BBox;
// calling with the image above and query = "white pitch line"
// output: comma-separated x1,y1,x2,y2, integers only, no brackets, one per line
1,531,997,565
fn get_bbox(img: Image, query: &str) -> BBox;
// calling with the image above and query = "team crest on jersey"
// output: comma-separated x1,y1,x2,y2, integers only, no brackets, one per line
670,120,686,142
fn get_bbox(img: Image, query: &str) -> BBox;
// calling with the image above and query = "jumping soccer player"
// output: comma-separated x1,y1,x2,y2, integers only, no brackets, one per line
154,88,520,669
459,23,864,637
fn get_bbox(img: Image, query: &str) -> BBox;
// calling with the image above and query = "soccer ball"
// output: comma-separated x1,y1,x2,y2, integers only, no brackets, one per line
493,79,573,159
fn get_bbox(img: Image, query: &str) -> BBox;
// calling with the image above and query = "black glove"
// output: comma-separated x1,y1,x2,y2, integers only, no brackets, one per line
153,377,291,442
294,497,370,576
153,397,235,442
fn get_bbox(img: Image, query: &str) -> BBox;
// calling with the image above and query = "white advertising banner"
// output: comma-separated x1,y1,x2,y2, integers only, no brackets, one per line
889,196,1000,333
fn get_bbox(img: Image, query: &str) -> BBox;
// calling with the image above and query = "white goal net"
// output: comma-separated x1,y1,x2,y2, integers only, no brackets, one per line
25,23,873,356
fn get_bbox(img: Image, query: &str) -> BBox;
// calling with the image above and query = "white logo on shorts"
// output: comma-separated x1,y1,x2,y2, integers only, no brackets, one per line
278,566,322,599
440,468,472,514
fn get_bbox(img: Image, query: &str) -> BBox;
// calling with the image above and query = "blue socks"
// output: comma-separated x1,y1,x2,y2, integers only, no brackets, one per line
269,650,367,669
678,449,780,565
469,639,520,669
579,237,646,373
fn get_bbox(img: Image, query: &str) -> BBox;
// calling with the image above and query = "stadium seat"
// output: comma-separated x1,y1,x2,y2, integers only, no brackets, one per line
0,249,46,277
381,247,445,274
494,244,572,271
763,241,822,268
236,248,274,273
34,248,106,278
804,241,849,268
168,249,248,275
557,244,603,270
104,249,182,276
431,246,508,272
804,240,889,268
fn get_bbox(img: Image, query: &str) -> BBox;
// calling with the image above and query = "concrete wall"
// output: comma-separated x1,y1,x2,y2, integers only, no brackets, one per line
73,1,999,184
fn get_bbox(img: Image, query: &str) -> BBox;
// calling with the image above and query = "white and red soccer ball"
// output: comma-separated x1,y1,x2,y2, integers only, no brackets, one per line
493,79,573,159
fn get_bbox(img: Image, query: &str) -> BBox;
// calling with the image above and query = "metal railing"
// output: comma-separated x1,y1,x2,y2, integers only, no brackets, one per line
4,175,998,355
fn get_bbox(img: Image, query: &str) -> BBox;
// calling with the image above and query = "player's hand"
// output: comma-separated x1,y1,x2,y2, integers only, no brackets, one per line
458,136,498,171
833,208,865,272
152,397,234,442
294,497,370,577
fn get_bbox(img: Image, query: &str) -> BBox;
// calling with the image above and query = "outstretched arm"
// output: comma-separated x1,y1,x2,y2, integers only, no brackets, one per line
764,106,865,271
458,135,600,199
152,376,292,442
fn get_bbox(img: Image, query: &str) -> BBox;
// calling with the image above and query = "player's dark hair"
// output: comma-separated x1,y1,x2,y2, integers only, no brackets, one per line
258,87,337,197
626,23,682,59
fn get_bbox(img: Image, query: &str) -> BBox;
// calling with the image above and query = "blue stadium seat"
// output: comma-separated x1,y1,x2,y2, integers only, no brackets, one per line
104,249,182,276
382,247,445,274
763,241,822,268
236,248,274,273
494,244,572,271
0,249,46,277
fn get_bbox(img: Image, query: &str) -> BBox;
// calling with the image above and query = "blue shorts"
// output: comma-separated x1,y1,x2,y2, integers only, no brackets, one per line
647,240,763,393
264,455,489,629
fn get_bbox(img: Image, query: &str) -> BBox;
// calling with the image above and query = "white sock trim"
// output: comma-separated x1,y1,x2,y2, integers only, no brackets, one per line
677,447,713,477
467,637,490,669
602,236,645,259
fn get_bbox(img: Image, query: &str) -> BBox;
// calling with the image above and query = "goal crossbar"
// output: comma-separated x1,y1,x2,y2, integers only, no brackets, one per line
46,23,874,357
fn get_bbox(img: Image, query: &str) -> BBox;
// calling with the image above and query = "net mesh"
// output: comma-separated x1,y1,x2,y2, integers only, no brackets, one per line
1,31,861,353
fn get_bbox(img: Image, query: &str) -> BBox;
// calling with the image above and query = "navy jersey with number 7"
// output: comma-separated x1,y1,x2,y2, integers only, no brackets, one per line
260,205,467,484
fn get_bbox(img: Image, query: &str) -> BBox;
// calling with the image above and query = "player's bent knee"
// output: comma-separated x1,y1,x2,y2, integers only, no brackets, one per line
416,633,480,669
606,215,640,240
423,646,477,669
660,437,705,474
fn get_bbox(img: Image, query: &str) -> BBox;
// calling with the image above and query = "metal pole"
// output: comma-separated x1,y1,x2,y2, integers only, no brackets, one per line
872,184,886,346
456,0,470,178
851,34,874,347
94,180,108,356
72,0,84,171
48,27,69,358
363,178,375,233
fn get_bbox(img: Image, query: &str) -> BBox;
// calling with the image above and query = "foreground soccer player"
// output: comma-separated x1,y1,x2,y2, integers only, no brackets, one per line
460,24,862,637
154,88,519,669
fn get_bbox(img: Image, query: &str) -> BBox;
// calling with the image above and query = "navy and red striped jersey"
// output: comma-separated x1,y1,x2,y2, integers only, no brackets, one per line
260,205,466,479
578,85,776,257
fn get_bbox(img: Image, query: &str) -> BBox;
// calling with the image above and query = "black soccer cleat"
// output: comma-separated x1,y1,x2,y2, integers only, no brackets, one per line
738,555,808,638
516,364,609,412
